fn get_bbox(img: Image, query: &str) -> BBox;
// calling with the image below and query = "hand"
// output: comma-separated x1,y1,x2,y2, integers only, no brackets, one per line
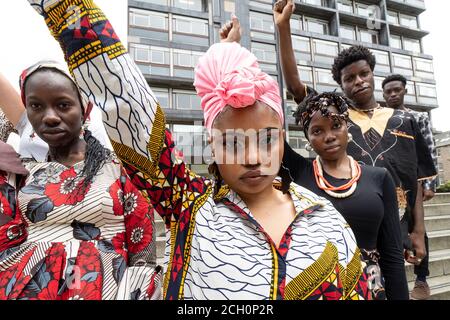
219,14,241,43
406,231,426,265
273,0,295,27
423,188,435,201
0,141,28,175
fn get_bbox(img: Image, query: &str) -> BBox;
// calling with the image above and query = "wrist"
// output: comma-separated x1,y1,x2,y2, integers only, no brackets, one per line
276,22,291,30
411,228,425,236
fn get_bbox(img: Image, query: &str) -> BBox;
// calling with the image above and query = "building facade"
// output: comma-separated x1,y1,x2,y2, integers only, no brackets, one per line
435,131,450,186
127,0,438,174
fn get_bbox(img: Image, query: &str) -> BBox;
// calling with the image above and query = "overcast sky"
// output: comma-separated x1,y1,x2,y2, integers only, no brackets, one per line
1,0,448,131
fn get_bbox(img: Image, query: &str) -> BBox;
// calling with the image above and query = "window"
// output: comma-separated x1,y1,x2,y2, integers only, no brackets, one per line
223,0,235,13
173,49,203,78
355,2,377,18
130,44,170,76
173,90,202,110
153,88,170,108
140,0,168,5
315,68,337,91
392,53,413,76
301,0,324,6
173,15,208,36
337,0,354,13
404,82,416,104
249,0,273,11
387,10,399,24
374,76,384,100
130,10,169,30
172,123,206,165
403,38,421,53
399,14,418,29
292,36,311,62
305,17,329,35
417,83,437,98
390,35,402,49
298,66,313,85
359,28,379,44
340,25,356,40
414,58,434,79
312,39,338,65
250,11,275,40
371,49,390,74
290,14,304,34
251,42,277,72
173,0,204,11
288,130,308,151
416,83,438,105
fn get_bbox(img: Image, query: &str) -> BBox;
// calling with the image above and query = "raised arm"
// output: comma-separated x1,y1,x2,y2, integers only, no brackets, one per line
273,0,307,103
26,0,209,223
0,72,26,127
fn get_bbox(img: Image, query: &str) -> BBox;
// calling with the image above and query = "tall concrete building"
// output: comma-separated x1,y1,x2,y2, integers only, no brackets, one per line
127,0,438,173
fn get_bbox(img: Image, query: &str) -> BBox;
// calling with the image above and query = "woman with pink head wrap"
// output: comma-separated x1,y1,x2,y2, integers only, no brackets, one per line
23,0,369,300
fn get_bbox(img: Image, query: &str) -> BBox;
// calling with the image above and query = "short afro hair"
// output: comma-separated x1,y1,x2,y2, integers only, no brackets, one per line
331,45,376,85
382,74,407,89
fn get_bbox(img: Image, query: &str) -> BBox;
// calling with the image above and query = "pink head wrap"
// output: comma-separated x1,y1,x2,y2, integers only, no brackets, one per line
194,42,283,133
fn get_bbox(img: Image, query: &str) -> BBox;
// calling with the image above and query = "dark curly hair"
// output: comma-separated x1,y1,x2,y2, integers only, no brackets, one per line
294,90,352,138
382,74,407,89
331,45,376,85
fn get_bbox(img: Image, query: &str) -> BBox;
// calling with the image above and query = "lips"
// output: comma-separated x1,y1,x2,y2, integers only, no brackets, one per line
240,170,265,180
41,128,67,139
354,87,369,95
325,145,340,152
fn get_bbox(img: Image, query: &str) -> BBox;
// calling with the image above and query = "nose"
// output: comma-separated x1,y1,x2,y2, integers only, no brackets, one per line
42,107,61,127
324,131,336,143
355,74,364,86
245,139,261,166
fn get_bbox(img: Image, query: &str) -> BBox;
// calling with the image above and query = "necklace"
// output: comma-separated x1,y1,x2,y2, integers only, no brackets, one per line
351,103,382,113
313,156,361,199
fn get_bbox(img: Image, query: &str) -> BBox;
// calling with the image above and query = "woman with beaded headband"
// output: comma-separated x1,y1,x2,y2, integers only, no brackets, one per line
0,61,162,300
282,90,409,300
23,0,372,300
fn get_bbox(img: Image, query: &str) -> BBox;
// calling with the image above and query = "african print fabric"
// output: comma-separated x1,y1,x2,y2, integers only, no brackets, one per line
25,0,370,300
0,155,161,300
347,107,436,221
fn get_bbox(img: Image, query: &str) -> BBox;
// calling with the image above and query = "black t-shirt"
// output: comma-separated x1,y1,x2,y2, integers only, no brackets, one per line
283,143,409,300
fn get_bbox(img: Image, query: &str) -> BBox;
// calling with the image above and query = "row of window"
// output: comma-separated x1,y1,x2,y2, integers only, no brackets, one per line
138,0,206,11
130,44,204,78
249,10,424,54
153,88,202,111
129,8,209,46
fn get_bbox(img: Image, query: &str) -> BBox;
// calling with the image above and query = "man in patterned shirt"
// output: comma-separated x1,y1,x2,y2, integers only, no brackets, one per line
383,74,437,300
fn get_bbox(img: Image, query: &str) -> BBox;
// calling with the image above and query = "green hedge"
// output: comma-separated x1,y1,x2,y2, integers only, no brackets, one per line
437,182,450,193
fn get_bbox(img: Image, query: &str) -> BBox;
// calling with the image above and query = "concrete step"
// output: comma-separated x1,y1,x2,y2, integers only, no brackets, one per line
425,215,450,232
424,203,450,217
426,193,450,206
155,217,165,237
429,229,450,252
405,248,450,282
408,274,450,300
156,236,166,262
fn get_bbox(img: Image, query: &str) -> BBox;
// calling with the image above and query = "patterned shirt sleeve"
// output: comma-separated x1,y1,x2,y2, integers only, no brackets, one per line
414,112,438,191
27,0,209,226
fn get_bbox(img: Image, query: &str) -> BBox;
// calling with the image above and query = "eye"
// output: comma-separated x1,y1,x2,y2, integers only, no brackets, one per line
29,103,41,110
311,129,321,136
57,102,71,110
333,122,342,129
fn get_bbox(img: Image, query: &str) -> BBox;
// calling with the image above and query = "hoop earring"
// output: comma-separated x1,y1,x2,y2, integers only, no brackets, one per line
305,143,313,152
347,133,353,143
